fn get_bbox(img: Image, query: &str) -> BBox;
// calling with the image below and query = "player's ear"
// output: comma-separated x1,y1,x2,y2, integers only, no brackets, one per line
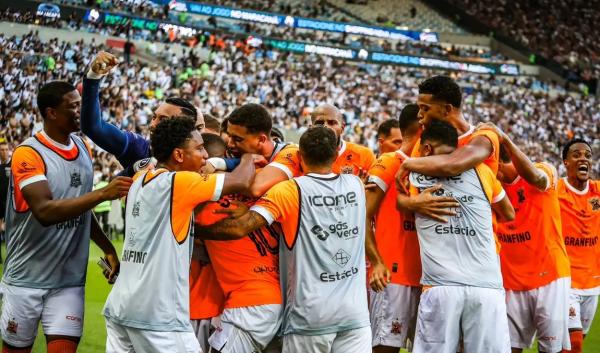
172,148,184,164
445,103,453,115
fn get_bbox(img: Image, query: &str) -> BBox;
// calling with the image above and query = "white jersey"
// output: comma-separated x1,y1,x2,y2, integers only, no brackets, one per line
409,167,504,289
104,169,222,331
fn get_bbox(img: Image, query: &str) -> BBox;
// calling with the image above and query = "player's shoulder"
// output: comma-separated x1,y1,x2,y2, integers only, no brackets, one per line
347,141,374,155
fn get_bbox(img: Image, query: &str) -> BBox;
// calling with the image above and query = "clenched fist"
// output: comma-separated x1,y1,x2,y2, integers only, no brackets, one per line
90,51,119,75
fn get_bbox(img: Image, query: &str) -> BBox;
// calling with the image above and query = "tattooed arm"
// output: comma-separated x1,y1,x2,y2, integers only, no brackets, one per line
195,210,267,241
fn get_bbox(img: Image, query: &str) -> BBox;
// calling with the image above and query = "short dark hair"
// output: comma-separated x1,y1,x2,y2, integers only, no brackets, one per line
37,81,76,119
165,97,197,117
562,138,592,160
220,117,229,134
420,119,458,148
271,127,285,142
299,127,337,167
418,75,462,108
227,103,272,134
377,119,399,139
151,115,196,163
204,113,221,132
398,103,419,135
201,133,226,158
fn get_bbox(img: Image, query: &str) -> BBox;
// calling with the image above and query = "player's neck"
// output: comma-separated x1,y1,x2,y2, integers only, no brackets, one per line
261,139,276,160
567,176,587,191
42,126,71,146
306,166,333,175
400,136,418,155
449,114,470,135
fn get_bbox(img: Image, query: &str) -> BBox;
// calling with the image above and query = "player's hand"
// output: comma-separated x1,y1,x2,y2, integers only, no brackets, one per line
252,154,268,168
369,262,391,292
409,184,459,223
90,51,119,75
357,167,369,184
103,251,120,284
476,122,508,144
213,200,248,219
200,162,217,174
100,176,133,200
394,164,410,194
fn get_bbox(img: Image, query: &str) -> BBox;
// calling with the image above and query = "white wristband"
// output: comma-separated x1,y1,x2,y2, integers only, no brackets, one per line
207,157,227,171
86,69,106,80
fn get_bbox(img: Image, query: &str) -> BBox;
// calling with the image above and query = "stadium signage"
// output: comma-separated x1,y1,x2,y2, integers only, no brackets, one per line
83,9,520,75
36,3,61,18
182,1,438,42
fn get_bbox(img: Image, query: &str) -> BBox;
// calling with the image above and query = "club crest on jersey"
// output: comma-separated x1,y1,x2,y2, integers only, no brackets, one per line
341,166,354,174
517,188,526,203
590,197,600,211
6,318,17,334
391,320,402,334
332,249,351,267
132,201,141,217
70,170,82,187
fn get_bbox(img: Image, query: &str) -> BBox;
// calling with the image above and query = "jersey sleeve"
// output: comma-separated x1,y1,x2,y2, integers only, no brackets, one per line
117,131,151,171
11,146,46,190
251,180,300,248
361,148,376,171
268,145,302,179
476,164,505,203
535,162,558,191
172,172,224,243
367,153,399,193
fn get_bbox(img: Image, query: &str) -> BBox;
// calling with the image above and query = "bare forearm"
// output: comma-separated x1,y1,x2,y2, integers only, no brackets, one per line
196,211,265,240
34,190,106,226
504,139,547,190
91,214,116,255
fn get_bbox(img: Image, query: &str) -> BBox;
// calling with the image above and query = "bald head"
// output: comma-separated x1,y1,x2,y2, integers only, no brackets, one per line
311,103,345,144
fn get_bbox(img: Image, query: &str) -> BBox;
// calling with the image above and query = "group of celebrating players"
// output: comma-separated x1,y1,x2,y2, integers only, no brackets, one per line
0,50,598,353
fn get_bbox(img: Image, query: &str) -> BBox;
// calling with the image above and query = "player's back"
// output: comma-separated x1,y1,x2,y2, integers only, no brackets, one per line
558,178,600,291
409,164,503,289
280,173,369,335
496,163,570,291
3,133,93,289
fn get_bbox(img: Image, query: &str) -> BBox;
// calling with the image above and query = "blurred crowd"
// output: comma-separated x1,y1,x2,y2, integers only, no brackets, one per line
449,0,599,80
1,29,598,182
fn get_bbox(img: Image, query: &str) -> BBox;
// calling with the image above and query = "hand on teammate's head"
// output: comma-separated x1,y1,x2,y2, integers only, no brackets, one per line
91,51,119,75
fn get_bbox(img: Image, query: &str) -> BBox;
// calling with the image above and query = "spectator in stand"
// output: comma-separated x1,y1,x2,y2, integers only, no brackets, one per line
0,139,11,263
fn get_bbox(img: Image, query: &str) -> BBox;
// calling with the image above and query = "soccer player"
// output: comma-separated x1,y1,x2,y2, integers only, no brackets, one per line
81,52,239,176
197,127,373,353
558,139,600,353
1,81,132,353
482,123,571,353
311,103,375,176
189,133,228,353
407,120,514,353
376,118,403,155
198,104,302,352
396,75,502,221
366,104,443,352
103,116,255,353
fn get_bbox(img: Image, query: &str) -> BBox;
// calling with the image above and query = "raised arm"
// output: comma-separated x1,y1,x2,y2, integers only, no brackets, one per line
81,52,128,157
221,154,256,196
401,135,493,177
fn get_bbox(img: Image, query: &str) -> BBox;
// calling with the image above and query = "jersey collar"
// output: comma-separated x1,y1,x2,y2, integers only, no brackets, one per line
563,177,589,195
395,149,410,160
338,140,347,157
39,130,74,150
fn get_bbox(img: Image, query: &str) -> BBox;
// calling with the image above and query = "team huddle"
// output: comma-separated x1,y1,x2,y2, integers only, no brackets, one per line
0,51,598,353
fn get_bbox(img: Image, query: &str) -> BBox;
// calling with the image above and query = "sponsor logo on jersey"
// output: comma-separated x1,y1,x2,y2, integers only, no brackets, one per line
434,224,476,236
319,267,359,282
391,320,402,334
132,201,141,217
56,214,85,230
332,249,351,267
308,191,357,208
564,236,598,247
122,250,148,264
497,231,532,243
253,265,279,273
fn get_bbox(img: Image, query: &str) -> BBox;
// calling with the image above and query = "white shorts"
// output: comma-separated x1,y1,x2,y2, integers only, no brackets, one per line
568,290,599,334
369,284,420,349
0,284,84,348
505,277,571,352
413,286,510,353
106,319,201,353
209,304,282,353
282,326,371,353
192,319,213,353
